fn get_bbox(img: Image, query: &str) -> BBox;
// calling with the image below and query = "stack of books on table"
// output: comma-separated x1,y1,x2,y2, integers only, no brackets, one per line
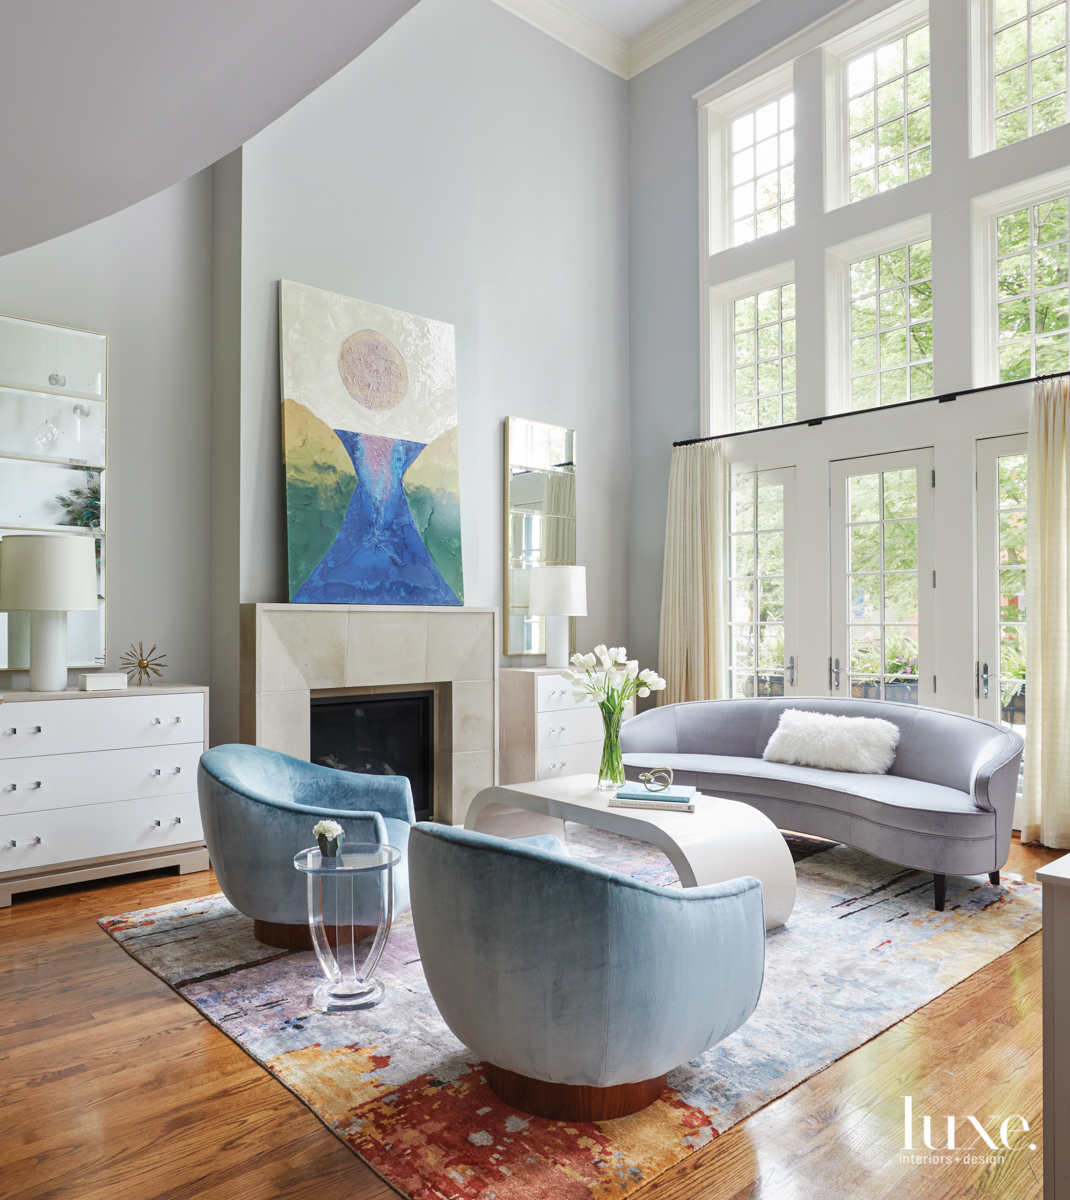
610,783,697,812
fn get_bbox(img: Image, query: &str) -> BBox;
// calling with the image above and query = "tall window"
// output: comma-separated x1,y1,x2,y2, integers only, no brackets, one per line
847,27,931,202
849,239,933,409
729,470,787,698
996,196,1069,379
994,0,1068,147
733,284,796,430
731,95,795,245
845,467,921,704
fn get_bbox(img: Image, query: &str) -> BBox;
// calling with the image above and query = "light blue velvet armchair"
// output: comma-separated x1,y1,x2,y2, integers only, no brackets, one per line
198,744,415,949
408,822,765,1120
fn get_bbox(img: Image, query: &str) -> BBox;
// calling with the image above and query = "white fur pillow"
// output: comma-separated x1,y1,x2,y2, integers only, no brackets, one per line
762,709,900,774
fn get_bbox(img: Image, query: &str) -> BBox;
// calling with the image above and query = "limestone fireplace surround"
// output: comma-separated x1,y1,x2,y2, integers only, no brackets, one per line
240,604,497,825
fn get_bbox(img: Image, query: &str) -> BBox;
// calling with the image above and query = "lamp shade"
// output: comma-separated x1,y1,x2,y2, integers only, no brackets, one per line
0,535,99,611
527,565,587,617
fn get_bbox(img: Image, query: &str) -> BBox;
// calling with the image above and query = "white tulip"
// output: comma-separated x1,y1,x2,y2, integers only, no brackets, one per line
638,687,650,698
638,668,657,684
615,648,628,664
584,652,597,668
560,669,575,682
594,644,608,658
625,660,639,679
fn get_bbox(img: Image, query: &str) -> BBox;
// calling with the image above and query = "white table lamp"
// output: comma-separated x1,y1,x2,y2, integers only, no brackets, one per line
528,565,587,669
0,535,99,691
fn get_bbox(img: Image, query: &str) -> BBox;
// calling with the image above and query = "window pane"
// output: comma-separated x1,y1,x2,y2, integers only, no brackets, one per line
850,238,933,409
996,197,1070,376
731,94,795,246
994,2,1068,144
848,28,930,202
731,283,796,431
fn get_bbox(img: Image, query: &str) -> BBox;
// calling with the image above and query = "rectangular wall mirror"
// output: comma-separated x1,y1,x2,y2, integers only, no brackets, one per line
504,416,576,655
0,313,107,673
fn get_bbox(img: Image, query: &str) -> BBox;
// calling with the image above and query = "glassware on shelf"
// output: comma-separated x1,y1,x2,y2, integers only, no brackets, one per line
0,387,106,466
293,842,400,1012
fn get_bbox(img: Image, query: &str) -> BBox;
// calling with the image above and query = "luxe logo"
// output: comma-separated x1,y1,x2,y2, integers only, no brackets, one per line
902,1096,1035,1160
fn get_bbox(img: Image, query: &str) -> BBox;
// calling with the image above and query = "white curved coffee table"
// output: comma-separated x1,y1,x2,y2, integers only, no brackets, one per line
465,774,796,929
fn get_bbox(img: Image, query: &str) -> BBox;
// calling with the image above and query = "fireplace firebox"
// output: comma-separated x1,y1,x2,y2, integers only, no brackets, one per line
310,692,434,822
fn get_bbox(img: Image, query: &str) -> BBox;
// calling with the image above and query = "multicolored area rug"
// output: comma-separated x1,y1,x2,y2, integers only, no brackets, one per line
100,827,1042,1200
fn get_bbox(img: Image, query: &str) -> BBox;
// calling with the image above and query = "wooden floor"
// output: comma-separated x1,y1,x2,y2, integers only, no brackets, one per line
1,837,1060,1200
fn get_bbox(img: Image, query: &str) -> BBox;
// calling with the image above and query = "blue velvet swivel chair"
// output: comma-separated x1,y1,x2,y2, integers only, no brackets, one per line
198,744,415,950
408,823,766,1121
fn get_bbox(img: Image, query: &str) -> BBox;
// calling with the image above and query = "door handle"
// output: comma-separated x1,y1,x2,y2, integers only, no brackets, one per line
831,658,841,690
787,656,796,687
982,662,990,700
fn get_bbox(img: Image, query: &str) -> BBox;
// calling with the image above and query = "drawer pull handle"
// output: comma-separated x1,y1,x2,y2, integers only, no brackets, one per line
5,726,43,734
6,837,42,847
153,767,183,776
152,716,184,725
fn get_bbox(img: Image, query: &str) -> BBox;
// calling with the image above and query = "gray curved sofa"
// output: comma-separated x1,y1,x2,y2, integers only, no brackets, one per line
620,697,1024,911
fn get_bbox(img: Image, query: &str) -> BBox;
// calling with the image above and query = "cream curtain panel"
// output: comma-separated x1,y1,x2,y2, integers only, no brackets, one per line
1022,378,1070,847
657,439,727,704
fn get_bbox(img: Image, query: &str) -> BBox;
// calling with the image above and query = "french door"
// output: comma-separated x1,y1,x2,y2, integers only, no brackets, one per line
727,466,799,700
830,449,935,705
976,434,1027,811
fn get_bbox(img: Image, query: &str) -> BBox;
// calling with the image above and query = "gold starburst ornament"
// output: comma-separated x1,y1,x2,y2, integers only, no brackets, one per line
120,642,167,686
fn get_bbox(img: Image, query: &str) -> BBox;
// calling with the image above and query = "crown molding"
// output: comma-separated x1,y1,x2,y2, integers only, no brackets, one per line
492,0,763,80
490,0,629,78
628,0,763,77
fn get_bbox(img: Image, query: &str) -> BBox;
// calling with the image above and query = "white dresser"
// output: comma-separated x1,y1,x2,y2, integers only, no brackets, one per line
0,685,209,906
500,667,630,785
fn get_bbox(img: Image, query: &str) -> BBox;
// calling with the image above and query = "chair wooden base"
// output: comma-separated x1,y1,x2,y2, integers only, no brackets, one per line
484,1062,668,1121
252,919,377,952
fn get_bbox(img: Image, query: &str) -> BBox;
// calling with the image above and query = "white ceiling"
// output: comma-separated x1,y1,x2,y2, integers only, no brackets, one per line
0,0,418,257
568,0,685,40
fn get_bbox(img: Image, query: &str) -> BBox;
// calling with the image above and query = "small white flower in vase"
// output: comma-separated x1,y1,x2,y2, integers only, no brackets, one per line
313,820,345,858
563,647,667,790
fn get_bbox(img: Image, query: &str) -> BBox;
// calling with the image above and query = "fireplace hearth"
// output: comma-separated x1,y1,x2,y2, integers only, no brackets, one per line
310,692,434,821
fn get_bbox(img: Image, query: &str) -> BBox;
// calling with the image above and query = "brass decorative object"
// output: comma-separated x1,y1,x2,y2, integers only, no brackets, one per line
638,769,674,793
120,641,167,686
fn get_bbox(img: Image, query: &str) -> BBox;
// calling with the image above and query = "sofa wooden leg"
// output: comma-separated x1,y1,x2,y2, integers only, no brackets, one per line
990,870,1001,886
933,874,946,912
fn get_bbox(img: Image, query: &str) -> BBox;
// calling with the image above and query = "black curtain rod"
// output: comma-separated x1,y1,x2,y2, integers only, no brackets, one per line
672,369,1070,448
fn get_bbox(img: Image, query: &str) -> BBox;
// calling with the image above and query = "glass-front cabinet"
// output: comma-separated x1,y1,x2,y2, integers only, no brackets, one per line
0,314,107,671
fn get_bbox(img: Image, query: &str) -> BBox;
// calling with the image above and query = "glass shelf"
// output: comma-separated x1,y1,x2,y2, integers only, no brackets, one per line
0,386,105,467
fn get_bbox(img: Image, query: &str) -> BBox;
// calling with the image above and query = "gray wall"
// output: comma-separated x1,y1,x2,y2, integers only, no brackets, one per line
229,0,629,730
627,0,847,671
0,174,213,688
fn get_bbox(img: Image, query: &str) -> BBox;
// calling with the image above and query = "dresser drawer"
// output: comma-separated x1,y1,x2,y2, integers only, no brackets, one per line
0,742,203,816
0,692,203,759
537,674,595,713
537,707,604,748
0,792,203,873
537,741,603,779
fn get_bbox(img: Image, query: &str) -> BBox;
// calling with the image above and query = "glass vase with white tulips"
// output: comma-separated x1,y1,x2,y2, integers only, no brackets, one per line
562,646,667,791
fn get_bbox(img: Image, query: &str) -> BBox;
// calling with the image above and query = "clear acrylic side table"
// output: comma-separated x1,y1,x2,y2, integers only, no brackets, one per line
293,843,400,1012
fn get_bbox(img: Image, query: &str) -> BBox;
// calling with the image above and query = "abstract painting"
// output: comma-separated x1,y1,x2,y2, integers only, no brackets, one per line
280,281,463,605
